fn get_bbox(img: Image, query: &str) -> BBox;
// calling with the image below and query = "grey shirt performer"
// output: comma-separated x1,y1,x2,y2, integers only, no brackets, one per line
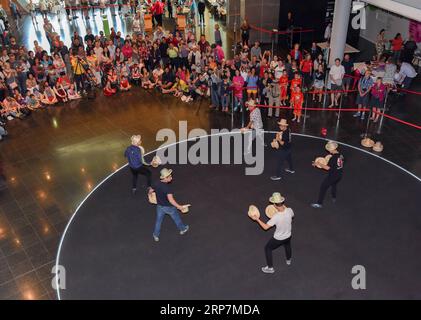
242,99,265,153
152,168,189,242
251,193,294,274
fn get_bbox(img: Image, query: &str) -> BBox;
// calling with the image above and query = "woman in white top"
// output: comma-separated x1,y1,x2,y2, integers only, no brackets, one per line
251,192,294,274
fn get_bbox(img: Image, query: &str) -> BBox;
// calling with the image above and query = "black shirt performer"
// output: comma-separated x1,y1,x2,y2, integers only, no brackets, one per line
271,119,295,181
152,168,190,242
124,135,153,194
311,141,344,209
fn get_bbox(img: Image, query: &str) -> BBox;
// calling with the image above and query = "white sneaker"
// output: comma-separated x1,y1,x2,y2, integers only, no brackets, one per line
286,260,291,265
285,169,295,174
261,266,275,274
153,235,159,242
180,225,189,235
7,116,13,121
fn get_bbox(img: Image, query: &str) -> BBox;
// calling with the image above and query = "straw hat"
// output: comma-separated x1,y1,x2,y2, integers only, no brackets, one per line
160,168,173,180
151,155,162,168
148,192,157,204
314,157,327,168
372,141,384,152
269,192,285,204
180,204,191,214
248,205,260,219
277,119,288,127
361,137,375,148
325,141,338,152
271,139,279,149
265,205,278,218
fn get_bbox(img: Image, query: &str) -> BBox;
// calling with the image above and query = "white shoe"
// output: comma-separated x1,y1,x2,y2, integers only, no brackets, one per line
286,260,291,265
180,225,189,235
153,235,159,242
261,266,275,274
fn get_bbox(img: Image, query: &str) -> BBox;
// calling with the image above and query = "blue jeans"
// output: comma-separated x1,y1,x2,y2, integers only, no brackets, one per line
221,95,230,109
153,205,187,237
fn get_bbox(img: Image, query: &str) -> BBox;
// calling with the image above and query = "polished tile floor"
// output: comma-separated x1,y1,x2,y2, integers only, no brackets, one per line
0,10,420,300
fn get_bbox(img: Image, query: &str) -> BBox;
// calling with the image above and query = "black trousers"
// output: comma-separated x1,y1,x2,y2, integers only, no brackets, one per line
130,166,152,189
265,237,292,268
317,174,342,204
275,148,293,176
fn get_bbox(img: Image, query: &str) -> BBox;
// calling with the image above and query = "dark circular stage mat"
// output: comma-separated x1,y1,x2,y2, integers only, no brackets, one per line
57,134,421,299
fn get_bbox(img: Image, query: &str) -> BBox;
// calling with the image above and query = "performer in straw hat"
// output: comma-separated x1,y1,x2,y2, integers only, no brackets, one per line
152,168,189,242
124,135,153,194
270,119,295,181
241,99,266,154
311,141,344,209
250,192,294,274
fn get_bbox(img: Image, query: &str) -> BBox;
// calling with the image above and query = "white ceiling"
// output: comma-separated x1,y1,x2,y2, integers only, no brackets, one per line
364,0,421,21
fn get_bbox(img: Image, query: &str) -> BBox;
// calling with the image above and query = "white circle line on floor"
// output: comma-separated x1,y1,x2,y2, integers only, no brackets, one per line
55,131,420,299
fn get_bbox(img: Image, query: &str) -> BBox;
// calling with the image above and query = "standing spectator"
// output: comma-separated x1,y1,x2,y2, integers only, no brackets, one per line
341,54,354,95
240,19,251,47
300,54,313,89
328,58,345,108
375,29,387,61
214,24,222,47
197,0,206,26
369,77,387,123
353,70,373,120
167,0,173,19
391,33,403,62
43,18,55,44
250,42,262,61
152,0,164,27
9,0,22,21
396,60,418,92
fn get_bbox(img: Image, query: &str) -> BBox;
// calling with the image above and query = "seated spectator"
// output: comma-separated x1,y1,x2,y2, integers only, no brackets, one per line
54,82,68,102
41,83,58,105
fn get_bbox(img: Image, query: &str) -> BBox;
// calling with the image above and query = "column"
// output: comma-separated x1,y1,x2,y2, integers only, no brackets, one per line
329,0,352,65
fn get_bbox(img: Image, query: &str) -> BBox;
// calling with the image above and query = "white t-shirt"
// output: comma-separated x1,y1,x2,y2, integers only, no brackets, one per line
267,207,294,240
329,64,345,85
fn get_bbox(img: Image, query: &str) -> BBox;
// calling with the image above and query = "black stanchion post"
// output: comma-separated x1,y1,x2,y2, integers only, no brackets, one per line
231,90,234,130
303,91,309,126
323,66,330,109
377,90,389,135
336,92,343,124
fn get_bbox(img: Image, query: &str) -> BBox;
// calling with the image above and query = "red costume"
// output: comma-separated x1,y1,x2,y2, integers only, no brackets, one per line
291,91,304,117
290,77,302,94
279,75,289,99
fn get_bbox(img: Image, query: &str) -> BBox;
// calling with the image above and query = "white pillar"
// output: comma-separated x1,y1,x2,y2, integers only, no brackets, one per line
329,0,352,66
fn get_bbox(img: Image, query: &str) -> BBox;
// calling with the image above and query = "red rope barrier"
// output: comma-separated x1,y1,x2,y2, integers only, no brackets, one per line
252,104,421,130
249,24,314,35
372,111,421,130
396,88,421,96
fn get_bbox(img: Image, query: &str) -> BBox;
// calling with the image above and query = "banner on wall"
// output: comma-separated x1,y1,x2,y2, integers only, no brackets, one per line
409,20,421,42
